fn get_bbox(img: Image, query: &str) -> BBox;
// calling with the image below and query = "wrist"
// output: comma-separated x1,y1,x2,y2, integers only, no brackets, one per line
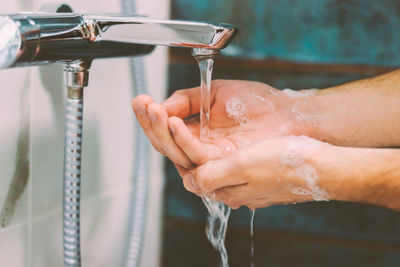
318,146,370,203
284,90,341,143
289,87,358,146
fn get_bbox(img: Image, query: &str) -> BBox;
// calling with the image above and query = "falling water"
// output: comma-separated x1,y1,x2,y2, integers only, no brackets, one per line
250,210,256,267
197,57,213,142
196,56,232,267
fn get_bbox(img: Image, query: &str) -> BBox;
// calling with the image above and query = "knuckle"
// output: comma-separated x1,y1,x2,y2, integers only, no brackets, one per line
171,90,186,99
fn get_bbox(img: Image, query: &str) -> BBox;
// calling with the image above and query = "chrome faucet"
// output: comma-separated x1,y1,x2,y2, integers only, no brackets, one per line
0,13,237,69
0,11,237,267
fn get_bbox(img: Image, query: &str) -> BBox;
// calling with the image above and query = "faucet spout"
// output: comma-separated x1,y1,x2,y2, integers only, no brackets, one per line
91,15,237,50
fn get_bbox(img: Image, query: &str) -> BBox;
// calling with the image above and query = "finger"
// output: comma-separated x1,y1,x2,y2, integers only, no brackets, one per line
163,80,223,118
169,116,220,165
182,174,202,195
132,95,162,152
162,87,201,118
175,164,202,196
186,157,247,193
174,164,189,178
147,103,193,168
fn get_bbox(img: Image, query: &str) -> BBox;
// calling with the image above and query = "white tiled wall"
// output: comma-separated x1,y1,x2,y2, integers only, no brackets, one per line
0,0,169,266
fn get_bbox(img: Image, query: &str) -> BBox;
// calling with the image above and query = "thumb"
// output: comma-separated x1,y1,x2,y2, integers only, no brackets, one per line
162,87,201,118
185,154,247,193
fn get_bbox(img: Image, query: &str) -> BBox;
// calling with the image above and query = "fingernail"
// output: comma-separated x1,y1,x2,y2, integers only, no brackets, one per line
135,102,146,115
187,173,200,192
148,110,157,122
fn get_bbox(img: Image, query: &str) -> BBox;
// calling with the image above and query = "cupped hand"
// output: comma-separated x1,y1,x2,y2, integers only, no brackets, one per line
182,135,334,210
132,79,309,169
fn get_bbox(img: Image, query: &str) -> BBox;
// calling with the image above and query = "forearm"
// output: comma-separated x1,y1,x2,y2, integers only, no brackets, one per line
317,146,400,211
297,70,400,147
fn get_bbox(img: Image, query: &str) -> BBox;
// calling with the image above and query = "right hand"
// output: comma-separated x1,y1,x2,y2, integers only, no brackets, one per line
131,79,312,169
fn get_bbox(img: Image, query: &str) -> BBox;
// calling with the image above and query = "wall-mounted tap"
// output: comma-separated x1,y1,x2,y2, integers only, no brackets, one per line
0,13,237,69
0,11,237,267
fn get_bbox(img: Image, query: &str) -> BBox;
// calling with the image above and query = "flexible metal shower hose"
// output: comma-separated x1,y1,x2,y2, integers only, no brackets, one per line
63,95,84,267
120,2,151,266
123,52,150,267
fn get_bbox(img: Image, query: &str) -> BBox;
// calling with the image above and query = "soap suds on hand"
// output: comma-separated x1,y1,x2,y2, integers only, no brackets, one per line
250,93,275,112
280,138,329,201
225,97,251,125
282,88,318,98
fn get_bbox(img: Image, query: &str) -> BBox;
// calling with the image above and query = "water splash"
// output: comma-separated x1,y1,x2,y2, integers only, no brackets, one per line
202,195,231,267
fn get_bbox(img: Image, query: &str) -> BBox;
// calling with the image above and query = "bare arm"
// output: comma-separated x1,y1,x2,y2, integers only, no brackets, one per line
320,145,400,211
301,69,400,147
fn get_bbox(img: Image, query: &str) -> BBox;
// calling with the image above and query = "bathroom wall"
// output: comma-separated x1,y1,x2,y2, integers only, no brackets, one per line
0,0,169,266
164,1,400,267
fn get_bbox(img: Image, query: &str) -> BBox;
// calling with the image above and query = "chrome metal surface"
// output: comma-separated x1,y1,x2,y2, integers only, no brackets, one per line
64,62,90,89
63,93,83,267
63,63,87,267
192,47,220,58
0,13,237,68
88,15,237,49
119,0,150,266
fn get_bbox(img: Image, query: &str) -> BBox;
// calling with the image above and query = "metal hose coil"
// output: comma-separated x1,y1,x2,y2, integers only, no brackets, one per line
63,96,83,267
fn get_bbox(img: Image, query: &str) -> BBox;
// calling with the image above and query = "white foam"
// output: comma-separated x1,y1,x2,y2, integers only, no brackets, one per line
281,139,329,201
251,94,266,102
250,93,276,112
295,164,328,201
225,97,251,125
268,88,280,97
280,144,305,168
282,88,318,98
291,102,307,122
290,187,313,196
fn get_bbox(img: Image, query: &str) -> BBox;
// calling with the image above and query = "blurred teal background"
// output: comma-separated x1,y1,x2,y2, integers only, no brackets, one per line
162,1,400,266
